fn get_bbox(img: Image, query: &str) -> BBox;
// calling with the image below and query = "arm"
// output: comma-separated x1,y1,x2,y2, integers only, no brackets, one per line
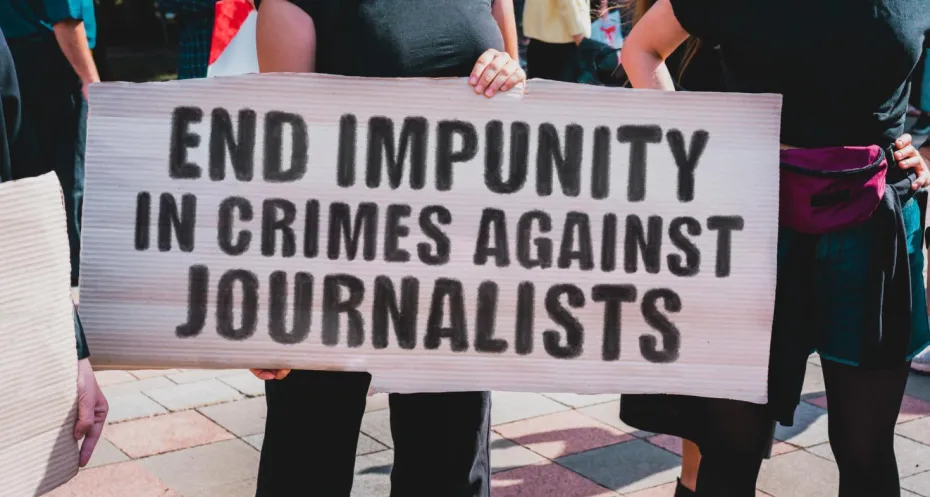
52,20,99,96
554,0,590,45
256,0,316,73
619,0,688,90
492,0,519,61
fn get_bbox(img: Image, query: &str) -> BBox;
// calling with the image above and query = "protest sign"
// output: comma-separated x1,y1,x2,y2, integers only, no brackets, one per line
0,173,79,496
80,74,782,403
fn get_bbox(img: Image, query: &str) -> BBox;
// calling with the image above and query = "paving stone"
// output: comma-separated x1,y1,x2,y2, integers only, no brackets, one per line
361,409,394,448
358,433,388,456
188,479,257,497
365,392,390,412
903,490,923,497
140,439,260,496
492,462,619,497
105,392,169,424
144,379,243,411
808,354,822,367
219,373,266,397
902,470,930,496
129,369,180,380
807,442,835,462
896,435,930,478
774,402,829,447
198,397,267,437
244,434,263,451
84,438,129,469
168,369,242,384
94,371,136,387
900,396,930,423
898,416,930,444
646,434,682,456
757,450,838,497
556,439,681,494
490,432,546,474
906,373,930,403
801,363,826,399
542,393,622,408
578,400,654,437
102,377,175,397
770,442,801,456
350,449,394,497
624,483,776,496
42,461,177,497
490,391,571,425
104,411,234,458
494,410,632,459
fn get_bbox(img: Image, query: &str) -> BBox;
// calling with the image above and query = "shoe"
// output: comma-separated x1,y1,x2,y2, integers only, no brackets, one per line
912,113,930,136
675,478,697,497
913,345,930,374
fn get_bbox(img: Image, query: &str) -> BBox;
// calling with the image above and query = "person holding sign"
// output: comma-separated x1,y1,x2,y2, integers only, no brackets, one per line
251,1,523,496
0,26,108,470
621,1,930,496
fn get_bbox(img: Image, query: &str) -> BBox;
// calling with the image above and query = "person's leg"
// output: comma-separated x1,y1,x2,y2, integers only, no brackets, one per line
388,391,491,497
525,40,576,82
692,399,772,497
678,439,701,494
256,370,371,497
821,359,909,497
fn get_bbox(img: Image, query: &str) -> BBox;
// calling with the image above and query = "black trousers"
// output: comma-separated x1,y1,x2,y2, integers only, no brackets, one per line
7,35,86,287
256,370,491,497
525,39,578,82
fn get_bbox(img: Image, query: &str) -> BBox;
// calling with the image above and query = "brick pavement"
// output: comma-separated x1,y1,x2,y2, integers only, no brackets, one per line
39,358,930,496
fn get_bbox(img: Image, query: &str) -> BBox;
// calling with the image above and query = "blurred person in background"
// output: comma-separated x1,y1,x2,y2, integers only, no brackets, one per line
0,0,100,288
522,0,591,81
158,0,217,79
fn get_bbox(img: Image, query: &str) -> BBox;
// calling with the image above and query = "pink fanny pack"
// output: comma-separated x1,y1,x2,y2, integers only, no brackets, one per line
779,145,888,234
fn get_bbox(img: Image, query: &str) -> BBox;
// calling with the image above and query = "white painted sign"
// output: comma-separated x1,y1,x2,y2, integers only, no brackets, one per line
80,74,782,403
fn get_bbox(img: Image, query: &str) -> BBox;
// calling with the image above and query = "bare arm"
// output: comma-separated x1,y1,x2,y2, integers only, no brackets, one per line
52,20,100,95
492,0,519,61
256,0,316,73
620,0,688,90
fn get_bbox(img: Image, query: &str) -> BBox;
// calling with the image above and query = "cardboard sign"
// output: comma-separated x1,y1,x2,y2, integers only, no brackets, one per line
0,173,79,497
80,74,782,403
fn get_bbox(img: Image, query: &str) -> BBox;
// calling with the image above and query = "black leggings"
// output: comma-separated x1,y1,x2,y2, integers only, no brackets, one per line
692,360,910,497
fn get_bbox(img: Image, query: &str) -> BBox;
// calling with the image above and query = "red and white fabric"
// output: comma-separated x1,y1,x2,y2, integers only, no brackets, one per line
207,0,259,77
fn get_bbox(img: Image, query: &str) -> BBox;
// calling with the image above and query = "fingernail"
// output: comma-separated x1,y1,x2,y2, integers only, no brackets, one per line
895,152,903,159
485,88,494,97
469,76,477,85
475,85,483,93
501,85,509,91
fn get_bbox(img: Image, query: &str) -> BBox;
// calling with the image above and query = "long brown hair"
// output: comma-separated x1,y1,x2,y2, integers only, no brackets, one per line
622,0,701,83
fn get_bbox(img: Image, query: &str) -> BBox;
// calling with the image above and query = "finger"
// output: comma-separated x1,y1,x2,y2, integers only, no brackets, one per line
914,169,930,190
896,134,913,149
476,55,507,94
895,145,918,164
274,369,291,380
73,397,94,441
484,61,518,97
499,68,526,93
469,50,498,87
250,369,276,380
79,420,104,467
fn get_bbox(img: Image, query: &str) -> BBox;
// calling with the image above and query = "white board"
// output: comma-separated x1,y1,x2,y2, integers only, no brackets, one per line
0,173,79,497
80,74,782,403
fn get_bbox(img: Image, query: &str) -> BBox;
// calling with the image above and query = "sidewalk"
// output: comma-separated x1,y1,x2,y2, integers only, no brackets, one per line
41,357,930,497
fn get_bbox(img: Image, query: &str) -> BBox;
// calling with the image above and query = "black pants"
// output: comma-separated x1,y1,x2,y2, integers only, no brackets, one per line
7,35,86,287
525,39,578,82
256,370,491,497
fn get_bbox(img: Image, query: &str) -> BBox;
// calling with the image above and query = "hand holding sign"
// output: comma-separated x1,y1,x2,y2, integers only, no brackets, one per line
469,49,526,98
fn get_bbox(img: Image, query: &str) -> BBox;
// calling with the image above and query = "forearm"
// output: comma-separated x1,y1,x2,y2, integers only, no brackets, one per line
620,47,676,90
492,0,520,61
52,20,100,85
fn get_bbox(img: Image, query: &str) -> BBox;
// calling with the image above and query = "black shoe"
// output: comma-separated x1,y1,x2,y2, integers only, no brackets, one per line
912,113,930,135
675,478,697,497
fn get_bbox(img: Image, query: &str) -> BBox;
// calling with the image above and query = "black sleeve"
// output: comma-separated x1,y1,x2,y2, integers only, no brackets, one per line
74,306,90,360
285,0,317,17
667,0,726,45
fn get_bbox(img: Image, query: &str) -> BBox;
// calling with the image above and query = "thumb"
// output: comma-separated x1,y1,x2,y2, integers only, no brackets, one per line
73,390,95,441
